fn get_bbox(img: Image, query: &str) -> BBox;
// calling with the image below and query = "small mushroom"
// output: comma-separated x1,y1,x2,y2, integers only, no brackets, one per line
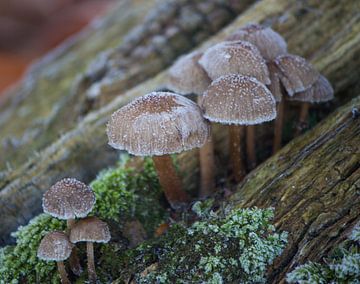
70,217,111,284
198,40,270,85
37,231,74,284
288,75,334,135
106,92,210,208
42,178,96,275
226,23,287,60
167,51,215,197
201,74,276,182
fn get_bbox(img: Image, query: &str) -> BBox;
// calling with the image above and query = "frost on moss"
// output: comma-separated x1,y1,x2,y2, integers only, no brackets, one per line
0,157,165,284
134,207,287,284
287,222,360,284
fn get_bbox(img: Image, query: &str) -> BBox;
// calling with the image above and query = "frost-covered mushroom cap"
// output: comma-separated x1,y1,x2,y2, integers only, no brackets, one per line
201,74,276,125
37,231,74,261
267,62,283,102
70,217,111,243
198,40,270,85
106,92,210,156
287,75,334,103
167,50,211,95
43,178,96,220
274,54,320,96
226,23,287,60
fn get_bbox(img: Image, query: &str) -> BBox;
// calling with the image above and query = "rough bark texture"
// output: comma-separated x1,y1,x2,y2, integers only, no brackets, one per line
0,4,359,274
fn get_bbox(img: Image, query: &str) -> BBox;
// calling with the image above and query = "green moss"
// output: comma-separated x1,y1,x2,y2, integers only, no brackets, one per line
0,157,165,284
121,207,288,284
287,222,360,284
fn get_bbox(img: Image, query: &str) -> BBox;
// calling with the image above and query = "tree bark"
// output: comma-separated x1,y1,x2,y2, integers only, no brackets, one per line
0,0,359,254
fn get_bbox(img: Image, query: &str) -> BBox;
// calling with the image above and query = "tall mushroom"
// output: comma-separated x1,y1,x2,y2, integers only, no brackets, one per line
70,217,111,284
106,92,210,209
37,231,74,284
199,40,271,169
42,178,96,275
201,74,276,182
167,50,215,197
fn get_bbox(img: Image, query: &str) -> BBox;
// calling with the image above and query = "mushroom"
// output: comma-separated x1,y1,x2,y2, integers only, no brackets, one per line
226,23,287,61
106,92,210,208
37,231,74,284
167,50,215,197
273,54,321,138
70,217,111,284
201,74,276,182
287,75,334,135
198,40,270,85
42,178,96,275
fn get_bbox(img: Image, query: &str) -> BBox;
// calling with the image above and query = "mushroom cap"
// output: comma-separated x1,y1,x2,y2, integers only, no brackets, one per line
70,217,111,243
287,75,334,103
37,231,74,261
201,74,276,125
167,50,211,95
274,54,320,96
106,92,210,156
267,61,283,102
226,23,287,60
198,40,270,85
43,178,96,220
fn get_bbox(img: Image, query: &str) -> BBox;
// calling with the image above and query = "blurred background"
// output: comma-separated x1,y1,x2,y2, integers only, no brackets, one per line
0,0,113,94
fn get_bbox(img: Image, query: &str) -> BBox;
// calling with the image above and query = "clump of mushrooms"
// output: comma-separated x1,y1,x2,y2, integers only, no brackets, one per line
167,50,215,197
106,91,210,209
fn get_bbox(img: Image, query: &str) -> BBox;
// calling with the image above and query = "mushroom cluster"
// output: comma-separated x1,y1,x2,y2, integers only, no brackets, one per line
37,178,110,284
166,22,333,187
106,23,333,207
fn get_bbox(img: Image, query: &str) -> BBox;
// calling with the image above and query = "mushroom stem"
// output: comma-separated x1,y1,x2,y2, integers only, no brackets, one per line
295,102,310,136
57,261,71,284
67,219,83,276
229,125,245,183
199,138,216,197
152,155,190,208
86,242,97,284
246,125,257,170
273,100,285,153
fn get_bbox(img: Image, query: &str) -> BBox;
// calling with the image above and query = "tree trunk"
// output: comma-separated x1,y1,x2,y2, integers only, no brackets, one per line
0,6,359,276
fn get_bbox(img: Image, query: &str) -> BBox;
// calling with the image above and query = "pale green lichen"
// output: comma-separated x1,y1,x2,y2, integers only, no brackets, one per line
0,157,165,284
287,222,360,284
136,207,288,284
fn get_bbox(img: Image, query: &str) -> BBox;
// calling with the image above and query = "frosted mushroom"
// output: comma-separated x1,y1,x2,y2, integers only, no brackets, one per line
37,231,74,284
167,51,215,197
198,40,270,85
70,217,110,284
106,92,210,208
226,23,287,60
43,178,96,229
201,74,276,182
288,75,334,135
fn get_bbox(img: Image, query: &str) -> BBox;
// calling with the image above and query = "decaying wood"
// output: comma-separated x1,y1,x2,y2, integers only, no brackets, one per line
0,0,360,250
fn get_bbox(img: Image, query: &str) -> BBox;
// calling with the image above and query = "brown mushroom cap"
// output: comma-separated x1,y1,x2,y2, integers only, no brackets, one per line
201,74,276,125
37,231,74,261
226,23,287,60
70,217,111,243
43,178,96,220
106,92,210,156
287,75,334,103
198,40,270,85
167,50,211,95
274,54,320,96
